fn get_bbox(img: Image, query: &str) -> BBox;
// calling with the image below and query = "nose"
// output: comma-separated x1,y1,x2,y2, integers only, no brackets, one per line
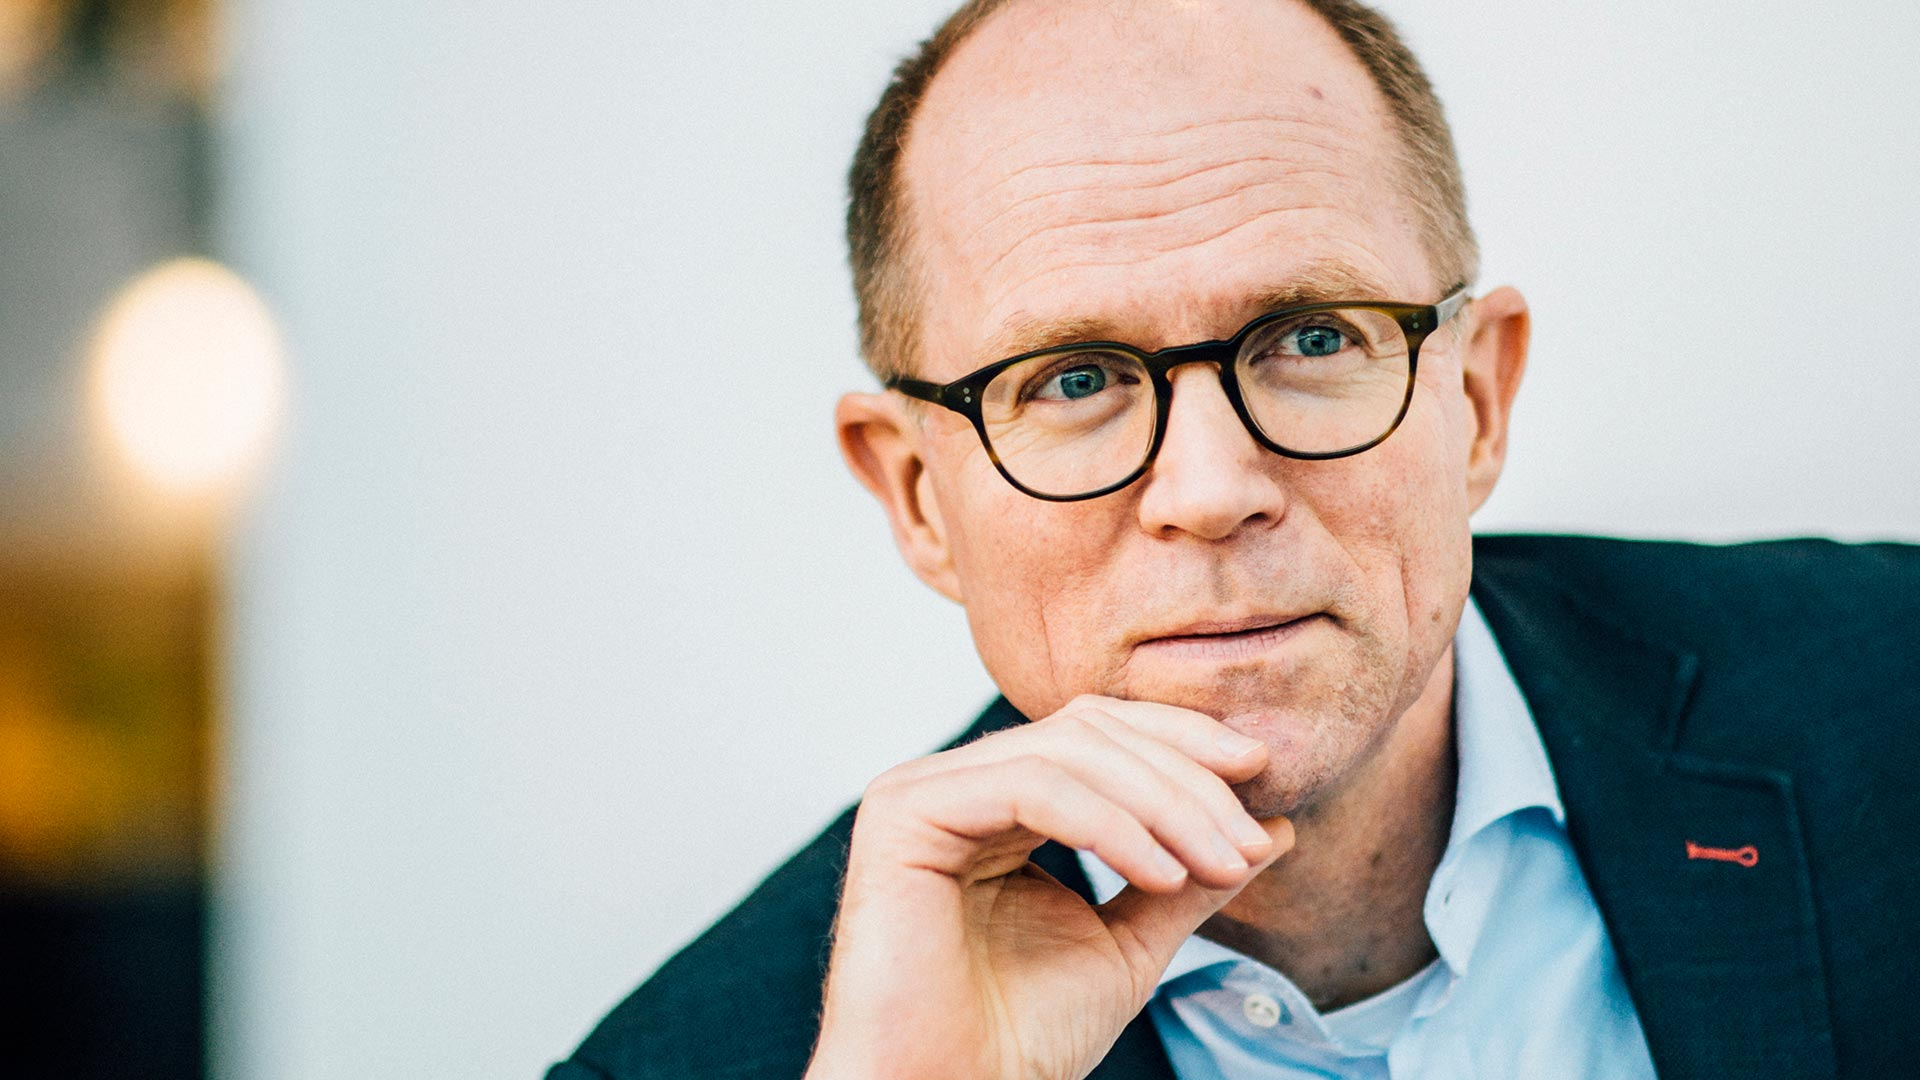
1135,362,1288,540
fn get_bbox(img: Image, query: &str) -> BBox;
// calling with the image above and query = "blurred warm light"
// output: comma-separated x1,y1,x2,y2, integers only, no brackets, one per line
0,0,219,100
89,257,286,498
0,0,61,94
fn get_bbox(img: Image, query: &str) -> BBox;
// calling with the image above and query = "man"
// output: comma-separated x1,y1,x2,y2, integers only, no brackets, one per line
549,1,1918,1077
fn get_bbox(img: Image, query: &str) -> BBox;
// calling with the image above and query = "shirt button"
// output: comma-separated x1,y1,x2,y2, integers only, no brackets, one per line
1242,992,1287,1028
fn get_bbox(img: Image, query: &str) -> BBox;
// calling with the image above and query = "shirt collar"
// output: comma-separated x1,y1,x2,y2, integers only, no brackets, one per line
1077,596,1566,990
1448,594,1564,837
1421,595,1565,977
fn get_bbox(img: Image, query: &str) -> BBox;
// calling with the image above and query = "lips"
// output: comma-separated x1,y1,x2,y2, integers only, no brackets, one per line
1147,613,1316,640
1134,612,1327,662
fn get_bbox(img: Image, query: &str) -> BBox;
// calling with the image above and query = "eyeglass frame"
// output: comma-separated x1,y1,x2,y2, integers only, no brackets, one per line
884,286,1473,502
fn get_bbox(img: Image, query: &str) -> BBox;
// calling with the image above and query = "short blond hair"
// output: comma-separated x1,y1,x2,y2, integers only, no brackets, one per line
846,0,1479,379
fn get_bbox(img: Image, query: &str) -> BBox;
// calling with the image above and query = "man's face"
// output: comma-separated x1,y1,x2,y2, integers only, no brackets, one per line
854,0,1520,818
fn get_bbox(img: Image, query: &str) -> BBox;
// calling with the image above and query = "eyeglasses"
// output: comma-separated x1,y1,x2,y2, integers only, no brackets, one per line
885,288,1470,501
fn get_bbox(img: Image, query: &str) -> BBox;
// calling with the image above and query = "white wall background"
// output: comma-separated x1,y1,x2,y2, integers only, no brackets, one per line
214,3,1920,1078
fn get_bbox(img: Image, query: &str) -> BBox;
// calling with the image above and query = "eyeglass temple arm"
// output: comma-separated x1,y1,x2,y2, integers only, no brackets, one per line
1432,287,1470,329
885,376,966,412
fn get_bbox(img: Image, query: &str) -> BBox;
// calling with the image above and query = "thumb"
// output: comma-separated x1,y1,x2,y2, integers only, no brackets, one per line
1098,815,1295,984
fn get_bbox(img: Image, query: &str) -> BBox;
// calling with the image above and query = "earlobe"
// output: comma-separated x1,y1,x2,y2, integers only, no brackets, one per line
1459,286,1531,513
835,392,964,603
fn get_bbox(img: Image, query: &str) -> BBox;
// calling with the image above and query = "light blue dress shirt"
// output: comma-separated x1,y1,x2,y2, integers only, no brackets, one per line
1078,599,1659,1078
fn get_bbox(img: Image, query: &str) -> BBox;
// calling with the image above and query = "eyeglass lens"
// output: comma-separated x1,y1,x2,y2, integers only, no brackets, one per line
977,306,1413,498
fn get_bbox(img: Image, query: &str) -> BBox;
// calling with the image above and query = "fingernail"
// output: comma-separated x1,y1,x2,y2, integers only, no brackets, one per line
1229,814,1270,848
1152,847,1188,883
1268,817,1297,856
1215,730,1262,757
1211,833,1249,872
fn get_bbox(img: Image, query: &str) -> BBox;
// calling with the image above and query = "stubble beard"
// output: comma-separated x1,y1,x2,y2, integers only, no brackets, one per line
1156,623,1424,822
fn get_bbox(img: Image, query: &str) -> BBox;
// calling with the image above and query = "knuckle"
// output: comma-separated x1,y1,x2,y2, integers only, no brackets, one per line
1074,707,1124,736
860,759,924,803
858,775,896,809
1207,779,1251,817
1004,753,1061,783
1152,785,1220,832
1106,800,1147,835
1179,798,1225,833
1043,711,1096,742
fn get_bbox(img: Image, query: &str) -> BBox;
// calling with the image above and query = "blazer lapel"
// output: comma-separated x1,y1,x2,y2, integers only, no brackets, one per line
1473,572,1836,1080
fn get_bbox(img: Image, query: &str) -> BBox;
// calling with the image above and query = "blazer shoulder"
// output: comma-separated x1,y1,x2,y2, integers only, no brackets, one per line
557,806,857,1080
1473,533,1920,640
1472,531,1920,767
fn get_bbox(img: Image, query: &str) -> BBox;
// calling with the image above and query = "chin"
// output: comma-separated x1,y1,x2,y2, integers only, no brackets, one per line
1107,633,1420,818
1223,718,1342,819
1231,774,1315,821
1208,690,1388,821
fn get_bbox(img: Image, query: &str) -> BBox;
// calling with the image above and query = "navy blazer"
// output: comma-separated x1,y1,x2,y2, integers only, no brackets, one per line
549,536,1920,1080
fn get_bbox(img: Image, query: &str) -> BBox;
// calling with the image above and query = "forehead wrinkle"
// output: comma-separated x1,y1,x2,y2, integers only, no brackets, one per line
949,114,1356,230
986,199,1350,304
974,177,1347,285
961,157,1346,256
928,115,1384,314
947,110,1357,189
927,107,1363,259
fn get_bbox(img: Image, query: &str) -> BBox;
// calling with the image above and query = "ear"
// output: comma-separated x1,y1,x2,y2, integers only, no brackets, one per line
836,392,964,603
1458,286,1530,514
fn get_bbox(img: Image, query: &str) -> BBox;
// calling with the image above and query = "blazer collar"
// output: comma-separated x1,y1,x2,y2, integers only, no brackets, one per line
1471,569,1836,1080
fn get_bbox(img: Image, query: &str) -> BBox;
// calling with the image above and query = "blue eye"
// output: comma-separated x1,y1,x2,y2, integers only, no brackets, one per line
1290,325,1347,357
1046,365,1108,400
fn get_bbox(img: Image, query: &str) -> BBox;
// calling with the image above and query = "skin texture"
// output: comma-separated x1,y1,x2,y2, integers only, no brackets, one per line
823,0,1531,1075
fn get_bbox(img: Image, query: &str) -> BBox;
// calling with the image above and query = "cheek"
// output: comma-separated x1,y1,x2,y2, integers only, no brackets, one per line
933,448,1136,714
1294,378,1474,661
1384,384,1476,654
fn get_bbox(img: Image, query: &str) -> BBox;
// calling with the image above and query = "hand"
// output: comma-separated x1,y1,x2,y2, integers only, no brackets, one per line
805,695,1295,1080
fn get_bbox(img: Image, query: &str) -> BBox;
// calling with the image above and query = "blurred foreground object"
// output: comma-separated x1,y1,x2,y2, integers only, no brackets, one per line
2,2,248,1078
0,554,212,1078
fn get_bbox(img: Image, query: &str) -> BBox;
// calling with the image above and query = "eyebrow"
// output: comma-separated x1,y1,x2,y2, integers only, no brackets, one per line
978,259,1399,361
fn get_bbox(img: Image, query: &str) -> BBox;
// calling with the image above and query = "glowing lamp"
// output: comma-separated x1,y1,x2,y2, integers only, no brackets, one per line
89,258,286,497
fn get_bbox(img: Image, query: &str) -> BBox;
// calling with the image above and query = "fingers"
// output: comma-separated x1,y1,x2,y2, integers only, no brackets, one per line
886,757,1195,891
863,695,1283,892
1100,815,1297,980
1031,720,1260,888
1077,710,1272,857
1069,697,1271,784
944,716,1256,887
825,696,1297,1080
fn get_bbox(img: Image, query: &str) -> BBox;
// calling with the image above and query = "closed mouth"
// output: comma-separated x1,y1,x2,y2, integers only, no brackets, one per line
1136,612,1326,660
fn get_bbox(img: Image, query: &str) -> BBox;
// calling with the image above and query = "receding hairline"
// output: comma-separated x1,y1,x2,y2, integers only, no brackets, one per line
849,0,1479,381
